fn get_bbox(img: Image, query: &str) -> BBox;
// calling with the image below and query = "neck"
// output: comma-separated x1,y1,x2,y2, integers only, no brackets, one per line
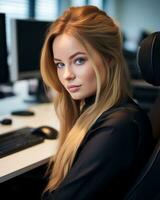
81,95,95,113
85,95,96,107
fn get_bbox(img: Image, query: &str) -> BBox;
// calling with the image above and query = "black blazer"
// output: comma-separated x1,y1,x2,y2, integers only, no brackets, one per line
42,97,154,200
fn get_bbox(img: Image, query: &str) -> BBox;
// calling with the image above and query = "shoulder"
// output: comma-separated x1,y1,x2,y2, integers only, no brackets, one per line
96,98,151,132
76,98,153,167
84,97,152,147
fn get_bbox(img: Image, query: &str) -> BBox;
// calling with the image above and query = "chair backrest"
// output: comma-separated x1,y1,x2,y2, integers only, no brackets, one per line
124,32,160,200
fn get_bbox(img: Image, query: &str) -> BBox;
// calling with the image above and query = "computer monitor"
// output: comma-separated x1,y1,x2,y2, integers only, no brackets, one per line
0,13,13,98
0,13,9,84
10,18,52,103
123,48,142,79
10,18,52,82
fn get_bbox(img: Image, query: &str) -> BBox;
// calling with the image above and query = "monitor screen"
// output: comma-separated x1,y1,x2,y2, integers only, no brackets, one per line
0,13,9,84
10,19,52,81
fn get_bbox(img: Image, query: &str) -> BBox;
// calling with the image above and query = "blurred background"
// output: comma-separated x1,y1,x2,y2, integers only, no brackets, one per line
0,1,160,199
0,0,160,114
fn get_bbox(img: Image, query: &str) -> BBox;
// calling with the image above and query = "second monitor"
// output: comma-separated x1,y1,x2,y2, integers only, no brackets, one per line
10,18,52,82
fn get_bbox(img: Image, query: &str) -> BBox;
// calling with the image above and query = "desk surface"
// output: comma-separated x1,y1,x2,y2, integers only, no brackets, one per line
0,103,59,183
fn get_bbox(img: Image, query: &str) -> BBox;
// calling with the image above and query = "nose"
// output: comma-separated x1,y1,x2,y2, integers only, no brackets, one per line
63,66,75,80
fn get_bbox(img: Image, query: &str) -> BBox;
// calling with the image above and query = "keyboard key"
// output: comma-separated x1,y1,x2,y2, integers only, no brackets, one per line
0,127,44,158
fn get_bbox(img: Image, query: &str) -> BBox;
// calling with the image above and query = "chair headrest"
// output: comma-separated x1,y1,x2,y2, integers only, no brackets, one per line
137,32,160,86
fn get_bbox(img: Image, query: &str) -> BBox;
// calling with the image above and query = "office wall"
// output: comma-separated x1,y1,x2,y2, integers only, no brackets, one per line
115,0,160,43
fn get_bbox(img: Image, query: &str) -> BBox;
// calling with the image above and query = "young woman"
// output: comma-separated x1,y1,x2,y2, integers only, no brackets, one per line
40,5,153,200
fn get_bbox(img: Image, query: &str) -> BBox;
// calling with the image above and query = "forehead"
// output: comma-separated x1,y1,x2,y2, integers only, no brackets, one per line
52,34,87,58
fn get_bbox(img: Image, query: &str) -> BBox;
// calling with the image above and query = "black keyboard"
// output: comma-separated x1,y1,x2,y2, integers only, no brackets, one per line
0,127,44,158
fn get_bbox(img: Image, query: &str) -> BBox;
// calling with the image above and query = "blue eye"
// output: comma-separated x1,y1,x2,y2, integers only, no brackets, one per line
55,62,65,68
75,57,86,65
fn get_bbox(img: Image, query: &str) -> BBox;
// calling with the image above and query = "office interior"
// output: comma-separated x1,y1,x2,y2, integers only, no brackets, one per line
0,0,160,199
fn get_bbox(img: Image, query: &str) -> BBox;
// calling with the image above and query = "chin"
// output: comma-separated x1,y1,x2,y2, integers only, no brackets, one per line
71,96,83,100
70,94,85,101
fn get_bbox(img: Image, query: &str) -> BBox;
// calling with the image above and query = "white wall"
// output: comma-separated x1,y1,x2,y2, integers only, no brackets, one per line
117,0,160,41
106,0,160,50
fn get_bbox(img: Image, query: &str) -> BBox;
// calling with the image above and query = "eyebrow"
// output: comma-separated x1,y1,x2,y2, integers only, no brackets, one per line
54,52,86,61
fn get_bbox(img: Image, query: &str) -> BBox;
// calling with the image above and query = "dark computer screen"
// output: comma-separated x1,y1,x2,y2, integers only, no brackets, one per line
11,19,52,81
0,13,9,84
123,48,142,79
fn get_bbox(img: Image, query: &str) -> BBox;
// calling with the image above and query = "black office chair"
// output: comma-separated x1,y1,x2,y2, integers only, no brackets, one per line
124,32,160,200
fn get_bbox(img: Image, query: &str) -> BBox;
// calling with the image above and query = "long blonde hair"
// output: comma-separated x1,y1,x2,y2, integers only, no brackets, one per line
40,5,131,191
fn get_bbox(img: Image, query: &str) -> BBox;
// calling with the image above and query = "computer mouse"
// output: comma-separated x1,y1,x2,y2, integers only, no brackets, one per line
31,126,58,140
0,118,12,125
11,110,35,116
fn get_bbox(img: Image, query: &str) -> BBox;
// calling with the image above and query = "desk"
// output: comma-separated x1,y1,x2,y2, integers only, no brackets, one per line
0,103,59,183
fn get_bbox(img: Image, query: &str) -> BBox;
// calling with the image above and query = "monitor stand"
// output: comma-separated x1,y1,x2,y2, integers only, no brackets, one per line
24,78,50,104
0,84,15,99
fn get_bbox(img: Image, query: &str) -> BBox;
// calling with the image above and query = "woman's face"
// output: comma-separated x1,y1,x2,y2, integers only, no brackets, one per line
52,34,98,100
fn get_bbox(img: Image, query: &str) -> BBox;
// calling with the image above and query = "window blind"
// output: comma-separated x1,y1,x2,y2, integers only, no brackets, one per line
35,0,58,20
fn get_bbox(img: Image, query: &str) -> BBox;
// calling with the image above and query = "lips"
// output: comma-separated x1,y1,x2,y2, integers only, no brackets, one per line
67,85,81,93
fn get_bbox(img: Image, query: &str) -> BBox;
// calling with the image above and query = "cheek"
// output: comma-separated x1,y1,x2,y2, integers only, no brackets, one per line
84,67,97,85
57,70,64,85
57,70,63,83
